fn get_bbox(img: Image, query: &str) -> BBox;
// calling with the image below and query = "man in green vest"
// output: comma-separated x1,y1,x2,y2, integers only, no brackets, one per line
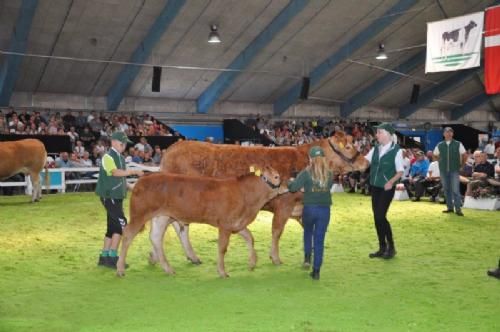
365,123,404,259
433,127,467,216
96,131,143,268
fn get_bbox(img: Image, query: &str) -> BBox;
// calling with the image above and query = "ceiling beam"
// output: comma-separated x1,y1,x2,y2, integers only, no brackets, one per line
399,68,478,118
196,0,308,114
107,0,186,111
273,0,418,116
450,92,495,120
340,50,425,117
0,0,38,106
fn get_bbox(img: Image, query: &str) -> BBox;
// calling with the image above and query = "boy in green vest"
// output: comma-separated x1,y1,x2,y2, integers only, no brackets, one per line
433,127,467,216
96,131,143,268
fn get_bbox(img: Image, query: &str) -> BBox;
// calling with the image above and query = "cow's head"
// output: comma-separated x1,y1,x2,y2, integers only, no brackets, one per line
258,166,283,198
321,131,369,175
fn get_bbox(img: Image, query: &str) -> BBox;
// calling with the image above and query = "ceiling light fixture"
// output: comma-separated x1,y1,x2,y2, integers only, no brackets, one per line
376,43,388,60
208,24,221,44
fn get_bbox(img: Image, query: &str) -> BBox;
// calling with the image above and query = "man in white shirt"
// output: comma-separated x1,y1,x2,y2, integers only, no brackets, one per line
483,139,495,158
414,156,441,202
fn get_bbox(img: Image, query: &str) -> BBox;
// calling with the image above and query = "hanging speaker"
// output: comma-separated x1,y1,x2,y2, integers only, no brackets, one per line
300,77,310,100
410,84,420,104
152,66,162,92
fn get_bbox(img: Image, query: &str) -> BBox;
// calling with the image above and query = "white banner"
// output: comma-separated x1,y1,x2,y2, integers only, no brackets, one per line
425,12,484,73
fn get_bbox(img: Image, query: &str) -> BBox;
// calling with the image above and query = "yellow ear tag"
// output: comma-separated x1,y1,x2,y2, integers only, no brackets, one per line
338,142,344,149
255,169,262,177
249,166,255,173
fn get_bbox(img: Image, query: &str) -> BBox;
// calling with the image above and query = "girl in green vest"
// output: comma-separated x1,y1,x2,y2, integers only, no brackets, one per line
288,146,334,280
364,123,404,260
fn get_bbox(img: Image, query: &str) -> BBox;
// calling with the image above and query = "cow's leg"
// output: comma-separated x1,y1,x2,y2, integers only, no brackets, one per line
148,215,171,264
238,227,257,271
217,229,231,278
149,216,175,275
172,222,202,265
270,210,292,265
117,218,145,277
29,172,41,202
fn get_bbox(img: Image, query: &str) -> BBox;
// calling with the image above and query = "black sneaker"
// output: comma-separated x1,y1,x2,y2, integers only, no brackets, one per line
105,256,119,268
97,255,108,266
303,254,311,270
442,209,454,213
487,268,500,279
455,210,464,217
310,269,320,280
369,249,386,258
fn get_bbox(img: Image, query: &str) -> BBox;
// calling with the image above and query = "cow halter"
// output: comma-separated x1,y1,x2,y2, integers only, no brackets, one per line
327,139,360,165
261,175,281,190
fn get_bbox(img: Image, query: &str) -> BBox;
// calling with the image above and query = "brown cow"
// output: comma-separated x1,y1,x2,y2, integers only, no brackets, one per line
117,166,282,278
156,131,369,265
0,139,48,202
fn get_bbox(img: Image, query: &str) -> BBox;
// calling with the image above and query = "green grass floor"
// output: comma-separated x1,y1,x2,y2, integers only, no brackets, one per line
0,192,499,332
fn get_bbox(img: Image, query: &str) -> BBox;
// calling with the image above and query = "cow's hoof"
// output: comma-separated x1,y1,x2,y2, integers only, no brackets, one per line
148,252,158,265
270,256,282,265
116,270,125,277
163,269,176,275
188,257,202,265
219,272,229,278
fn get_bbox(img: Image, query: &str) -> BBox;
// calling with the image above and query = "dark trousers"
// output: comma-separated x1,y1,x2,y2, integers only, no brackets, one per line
100,198,127,238
302,205,330,270
371,186,395,250
415,179,441,199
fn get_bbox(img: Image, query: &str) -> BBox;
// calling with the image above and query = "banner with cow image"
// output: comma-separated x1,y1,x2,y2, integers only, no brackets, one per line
425,12,484,73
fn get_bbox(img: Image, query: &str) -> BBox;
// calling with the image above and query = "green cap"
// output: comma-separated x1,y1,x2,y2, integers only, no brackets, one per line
111,131,133,144
309,146,325,158
375,122,395,135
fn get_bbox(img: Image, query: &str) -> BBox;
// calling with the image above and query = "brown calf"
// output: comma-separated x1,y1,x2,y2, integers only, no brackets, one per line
0,139,48,202
117,166,282,278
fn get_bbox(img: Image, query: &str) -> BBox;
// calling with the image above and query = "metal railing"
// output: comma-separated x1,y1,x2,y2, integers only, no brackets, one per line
0,163,159,194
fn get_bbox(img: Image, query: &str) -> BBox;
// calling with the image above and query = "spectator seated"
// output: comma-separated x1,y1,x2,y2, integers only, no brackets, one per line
413,155,442,202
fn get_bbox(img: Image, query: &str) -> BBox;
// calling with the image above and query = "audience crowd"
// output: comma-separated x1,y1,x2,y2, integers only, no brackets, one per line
0,108,179,169
2,109,499,202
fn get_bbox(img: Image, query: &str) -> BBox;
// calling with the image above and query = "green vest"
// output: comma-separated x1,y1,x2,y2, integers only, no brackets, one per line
288,170,333,206
95,149,127,199
437,139,461,173
369,143,400,189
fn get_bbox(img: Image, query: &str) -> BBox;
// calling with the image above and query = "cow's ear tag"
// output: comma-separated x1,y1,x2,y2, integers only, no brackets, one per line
338,142,344,149
249,166,255,173
255,169,262,177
